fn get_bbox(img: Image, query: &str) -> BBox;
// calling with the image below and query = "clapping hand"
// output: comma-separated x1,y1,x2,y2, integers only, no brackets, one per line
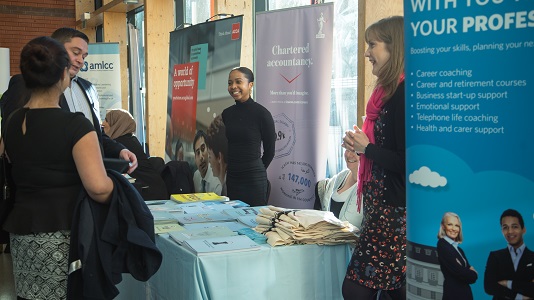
342,125,370,154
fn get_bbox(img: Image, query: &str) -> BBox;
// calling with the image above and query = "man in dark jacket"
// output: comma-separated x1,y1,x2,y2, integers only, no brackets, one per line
484,209,534,299
0,27,138,171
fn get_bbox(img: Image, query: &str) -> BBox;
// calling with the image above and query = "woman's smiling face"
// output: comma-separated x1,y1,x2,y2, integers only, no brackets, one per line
364,38,390,77
443,216,461,241
228,70,253,102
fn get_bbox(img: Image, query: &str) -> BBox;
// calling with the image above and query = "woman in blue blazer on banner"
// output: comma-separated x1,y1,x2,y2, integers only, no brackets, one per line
437,212,478,300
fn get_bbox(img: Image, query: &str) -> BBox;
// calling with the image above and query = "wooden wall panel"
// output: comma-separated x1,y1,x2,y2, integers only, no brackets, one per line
144,0,175,158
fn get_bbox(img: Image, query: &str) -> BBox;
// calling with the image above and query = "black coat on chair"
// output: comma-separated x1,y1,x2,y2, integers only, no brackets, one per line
160,161,195,197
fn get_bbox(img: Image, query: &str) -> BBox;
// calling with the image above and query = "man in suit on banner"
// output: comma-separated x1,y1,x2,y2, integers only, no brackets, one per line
484,208,534,299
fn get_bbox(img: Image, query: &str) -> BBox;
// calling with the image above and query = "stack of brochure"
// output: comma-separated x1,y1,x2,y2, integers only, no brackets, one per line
222,207,264,228
170,192,229,204
222,206,263,218
168,226,236,245
237,227,267,244
150,210,185,234
182,221,249,232
151,211,179,225
154,223,185,234
181,235,262,255
146,199,260,234
174,212,236,225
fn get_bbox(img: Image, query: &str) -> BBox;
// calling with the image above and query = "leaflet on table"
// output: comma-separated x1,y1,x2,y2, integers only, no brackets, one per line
155,223,185,234
183,221,249,232
199,202,236,212
212,200,250,208
170,192,229,203
145,200,168,206
178,202,236,214
237,227,267,244
148,200,237,215
182,234,262,255
147,200,185,213
174,212,236,224
151,211,179,224
171,200,250,213
222,206,265,218
168,226,237,245
236,215,258,228
178,203,211,214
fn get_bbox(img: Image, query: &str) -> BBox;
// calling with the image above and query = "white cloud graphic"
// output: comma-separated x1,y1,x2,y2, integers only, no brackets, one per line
409,166,447,188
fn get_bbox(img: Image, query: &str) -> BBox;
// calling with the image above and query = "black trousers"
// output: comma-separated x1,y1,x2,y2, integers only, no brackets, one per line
342,278,406,300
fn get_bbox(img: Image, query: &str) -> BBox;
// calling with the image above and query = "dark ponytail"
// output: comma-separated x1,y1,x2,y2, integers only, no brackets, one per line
20,36,70,90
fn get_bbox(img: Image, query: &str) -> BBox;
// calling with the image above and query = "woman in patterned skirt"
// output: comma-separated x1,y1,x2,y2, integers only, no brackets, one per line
341,16,406,299
1,36,113,300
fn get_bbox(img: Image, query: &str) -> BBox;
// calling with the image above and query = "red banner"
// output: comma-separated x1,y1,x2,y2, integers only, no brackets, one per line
171,62,199,142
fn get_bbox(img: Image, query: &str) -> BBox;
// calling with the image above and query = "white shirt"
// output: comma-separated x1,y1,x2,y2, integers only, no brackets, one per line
193,164,222,195
507,243,527,300
316,169,363,229
64,77,99,125
509,243,525,271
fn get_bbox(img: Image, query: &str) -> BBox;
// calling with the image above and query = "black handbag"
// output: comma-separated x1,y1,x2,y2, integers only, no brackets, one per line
0,111,17,244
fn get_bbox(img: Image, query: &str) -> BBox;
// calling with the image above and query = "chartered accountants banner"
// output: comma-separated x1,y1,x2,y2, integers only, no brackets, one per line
256,3,333,208
80,43,121,121
167,16,242,164
405,1,534,299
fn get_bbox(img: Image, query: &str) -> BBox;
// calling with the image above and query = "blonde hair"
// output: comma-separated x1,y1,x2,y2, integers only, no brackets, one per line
365,16,404,102
437,212,464,243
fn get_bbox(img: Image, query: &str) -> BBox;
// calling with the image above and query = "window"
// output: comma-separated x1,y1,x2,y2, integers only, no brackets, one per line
127,8,147,149
415,267,423,282
185,0,211,25
175,0,211,28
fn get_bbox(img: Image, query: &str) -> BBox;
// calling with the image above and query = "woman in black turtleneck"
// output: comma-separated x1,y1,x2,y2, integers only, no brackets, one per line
221,67,276,207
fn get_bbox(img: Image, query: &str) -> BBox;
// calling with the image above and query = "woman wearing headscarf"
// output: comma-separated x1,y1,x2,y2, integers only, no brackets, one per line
103,108,168,200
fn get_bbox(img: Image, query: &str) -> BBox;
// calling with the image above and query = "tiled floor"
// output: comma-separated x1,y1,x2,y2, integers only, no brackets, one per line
0,245,16,300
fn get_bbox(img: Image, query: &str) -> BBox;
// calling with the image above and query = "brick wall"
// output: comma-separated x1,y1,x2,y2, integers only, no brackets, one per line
0,0,76,76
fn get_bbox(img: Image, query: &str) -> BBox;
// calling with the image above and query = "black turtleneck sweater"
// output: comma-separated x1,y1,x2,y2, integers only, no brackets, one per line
221,98,276,169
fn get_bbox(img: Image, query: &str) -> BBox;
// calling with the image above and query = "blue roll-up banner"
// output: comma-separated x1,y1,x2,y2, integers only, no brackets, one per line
405,1,534,299
256,3,334,209
80,43,122,121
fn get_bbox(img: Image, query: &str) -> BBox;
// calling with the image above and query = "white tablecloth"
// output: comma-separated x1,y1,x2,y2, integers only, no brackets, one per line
116,234,352,300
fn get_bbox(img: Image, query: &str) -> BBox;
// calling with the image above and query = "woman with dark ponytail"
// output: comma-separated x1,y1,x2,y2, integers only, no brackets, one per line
1,36,114,300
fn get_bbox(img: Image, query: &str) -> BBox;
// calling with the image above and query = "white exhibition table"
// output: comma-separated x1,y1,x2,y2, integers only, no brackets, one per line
116,234,352,300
